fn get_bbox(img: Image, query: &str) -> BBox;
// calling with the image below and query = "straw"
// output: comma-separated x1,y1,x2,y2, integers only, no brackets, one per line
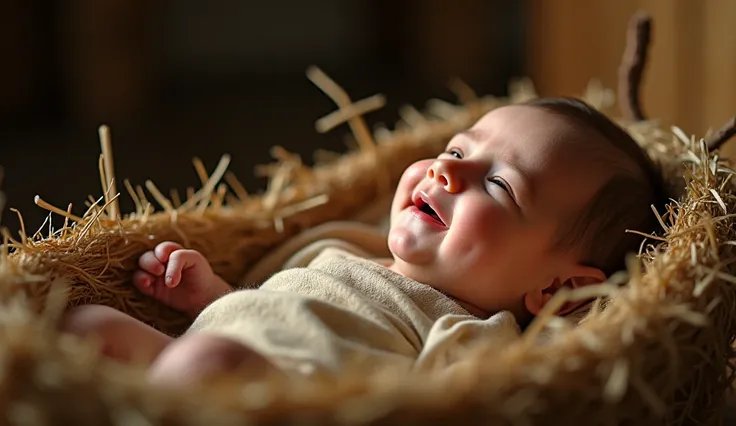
0,12,733,426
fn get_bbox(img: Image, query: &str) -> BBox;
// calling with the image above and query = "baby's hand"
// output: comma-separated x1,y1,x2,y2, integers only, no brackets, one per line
133,242,233,318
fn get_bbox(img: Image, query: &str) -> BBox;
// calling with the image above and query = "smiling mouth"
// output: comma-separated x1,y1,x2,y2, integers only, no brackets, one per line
415,198,446,226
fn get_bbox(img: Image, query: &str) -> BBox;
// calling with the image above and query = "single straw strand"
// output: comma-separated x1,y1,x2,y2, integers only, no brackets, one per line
99,125,120,219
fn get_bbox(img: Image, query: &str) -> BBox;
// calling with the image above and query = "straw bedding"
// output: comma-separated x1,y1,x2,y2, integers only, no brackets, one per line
1,12,735,426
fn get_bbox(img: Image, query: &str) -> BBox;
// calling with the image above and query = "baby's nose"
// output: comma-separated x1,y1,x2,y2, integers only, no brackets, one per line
427,160,462,193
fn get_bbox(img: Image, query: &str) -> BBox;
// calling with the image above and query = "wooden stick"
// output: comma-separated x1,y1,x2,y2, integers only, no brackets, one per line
705,116,736,152
618,11,652,121
99,125,120,219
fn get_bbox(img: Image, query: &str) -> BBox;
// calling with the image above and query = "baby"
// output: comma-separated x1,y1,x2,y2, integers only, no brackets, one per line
62,98,665,386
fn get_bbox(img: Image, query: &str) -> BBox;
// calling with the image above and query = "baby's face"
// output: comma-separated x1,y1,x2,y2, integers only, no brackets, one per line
387,105,610,320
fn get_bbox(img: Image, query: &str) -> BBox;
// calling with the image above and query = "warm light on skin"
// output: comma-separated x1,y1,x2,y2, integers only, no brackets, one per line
386,105,608,323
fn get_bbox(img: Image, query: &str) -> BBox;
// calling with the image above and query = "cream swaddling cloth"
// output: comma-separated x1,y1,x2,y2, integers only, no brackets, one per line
189,247,521,378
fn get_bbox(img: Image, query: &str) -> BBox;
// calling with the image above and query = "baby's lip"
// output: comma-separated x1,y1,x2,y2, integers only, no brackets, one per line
412,190,450,227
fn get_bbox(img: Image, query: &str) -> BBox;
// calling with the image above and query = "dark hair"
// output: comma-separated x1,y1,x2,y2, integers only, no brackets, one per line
524,97,668,277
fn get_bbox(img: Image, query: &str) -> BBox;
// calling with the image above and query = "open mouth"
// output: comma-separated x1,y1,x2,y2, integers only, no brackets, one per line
415,198,446,226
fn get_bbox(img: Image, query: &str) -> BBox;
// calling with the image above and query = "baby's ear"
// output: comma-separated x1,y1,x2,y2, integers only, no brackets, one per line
524,265,606,316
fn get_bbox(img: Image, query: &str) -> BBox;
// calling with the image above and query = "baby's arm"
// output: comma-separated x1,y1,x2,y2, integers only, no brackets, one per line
133,242,233,318
61,304,173,364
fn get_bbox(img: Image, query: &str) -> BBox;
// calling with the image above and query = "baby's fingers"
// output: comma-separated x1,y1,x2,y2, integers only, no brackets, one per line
138,251,165,276
154,242,184,263
132,270,157,295
164,249,200,288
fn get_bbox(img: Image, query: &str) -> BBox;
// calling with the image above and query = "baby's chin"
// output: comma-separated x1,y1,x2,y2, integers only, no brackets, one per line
386,228,437,266
387,230,450,287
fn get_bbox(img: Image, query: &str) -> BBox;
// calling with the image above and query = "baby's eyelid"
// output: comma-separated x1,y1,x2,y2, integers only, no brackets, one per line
488,177,518,203
443,147,463,159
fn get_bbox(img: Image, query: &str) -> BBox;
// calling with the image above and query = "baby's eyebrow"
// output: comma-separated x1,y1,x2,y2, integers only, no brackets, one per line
458,128,485,142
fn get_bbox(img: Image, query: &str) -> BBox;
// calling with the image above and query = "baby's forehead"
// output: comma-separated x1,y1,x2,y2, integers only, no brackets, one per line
475,105,593,135
469,106,604,159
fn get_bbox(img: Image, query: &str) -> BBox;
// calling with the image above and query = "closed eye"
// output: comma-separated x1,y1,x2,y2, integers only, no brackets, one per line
487,176,509,192
487,176,518,205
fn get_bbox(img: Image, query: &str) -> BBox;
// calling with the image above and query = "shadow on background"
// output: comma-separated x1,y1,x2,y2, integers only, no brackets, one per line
0,0,524,234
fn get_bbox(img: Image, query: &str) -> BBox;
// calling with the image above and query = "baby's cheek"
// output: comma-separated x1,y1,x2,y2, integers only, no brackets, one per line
450,207,512,257
391,160,432,215
463,204,509,236
399,160,432,187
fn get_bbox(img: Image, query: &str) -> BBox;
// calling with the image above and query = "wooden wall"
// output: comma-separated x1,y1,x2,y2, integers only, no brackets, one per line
525,0,736,155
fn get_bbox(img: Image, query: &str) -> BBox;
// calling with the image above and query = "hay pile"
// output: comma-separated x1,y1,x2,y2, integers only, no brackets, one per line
0,12,735,426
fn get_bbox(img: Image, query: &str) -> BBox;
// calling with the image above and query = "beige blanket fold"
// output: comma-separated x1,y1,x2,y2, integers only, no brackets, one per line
189,248,521,379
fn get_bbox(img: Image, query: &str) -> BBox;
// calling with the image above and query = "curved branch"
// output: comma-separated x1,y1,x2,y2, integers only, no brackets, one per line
706,116,736,152
618,11,652,121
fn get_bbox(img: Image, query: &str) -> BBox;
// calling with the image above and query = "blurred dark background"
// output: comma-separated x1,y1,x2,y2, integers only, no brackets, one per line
3,1,736,236
0,0,524,234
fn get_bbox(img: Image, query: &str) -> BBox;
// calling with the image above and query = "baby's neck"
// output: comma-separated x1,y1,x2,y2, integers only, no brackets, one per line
382,260,490,318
